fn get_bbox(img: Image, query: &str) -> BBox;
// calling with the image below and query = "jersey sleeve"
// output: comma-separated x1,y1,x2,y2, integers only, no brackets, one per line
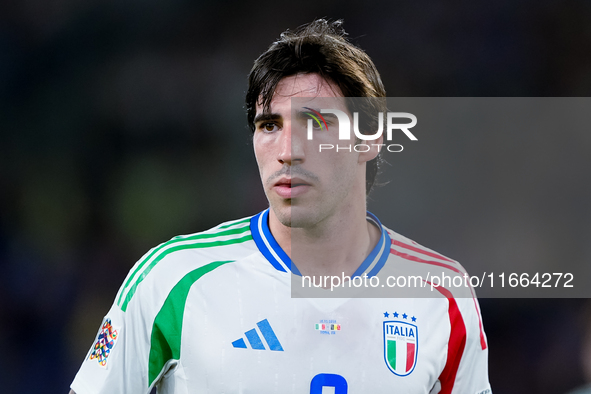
70,297,154,394
436,295,492,394
70,245,163,394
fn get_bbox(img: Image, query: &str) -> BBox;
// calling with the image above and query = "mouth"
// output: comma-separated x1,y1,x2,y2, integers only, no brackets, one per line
273,177,312,199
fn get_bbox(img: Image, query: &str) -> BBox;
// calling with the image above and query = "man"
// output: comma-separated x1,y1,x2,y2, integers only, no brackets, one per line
70,19,491,393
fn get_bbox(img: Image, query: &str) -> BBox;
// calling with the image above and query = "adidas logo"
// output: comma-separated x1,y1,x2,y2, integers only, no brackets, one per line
232,319,284,351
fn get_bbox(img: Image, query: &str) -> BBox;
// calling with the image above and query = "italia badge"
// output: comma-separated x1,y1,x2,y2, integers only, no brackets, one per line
383,311,418,376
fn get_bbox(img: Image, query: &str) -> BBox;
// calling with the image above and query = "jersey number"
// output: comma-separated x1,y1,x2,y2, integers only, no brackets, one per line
310,373,348,393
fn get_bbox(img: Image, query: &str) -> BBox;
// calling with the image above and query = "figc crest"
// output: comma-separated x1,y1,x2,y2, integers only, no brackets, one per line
383,319,418,376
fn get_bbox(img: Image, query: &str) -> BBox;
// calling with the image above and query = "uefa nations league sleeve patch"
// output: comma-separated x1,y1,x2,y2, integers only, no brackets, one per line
89,318,120,367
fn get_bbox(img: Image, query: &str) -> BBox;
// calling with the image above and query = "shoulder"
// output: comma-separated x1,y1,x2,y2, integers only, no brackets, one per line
115,215,258,313
385,226,466,274
380,225,482,302
384,226,470,289
382,226,489,352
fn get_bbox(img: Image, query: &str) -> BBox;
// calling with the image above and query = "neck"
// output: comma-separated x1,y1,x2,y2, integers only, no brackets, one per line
268,203,382,277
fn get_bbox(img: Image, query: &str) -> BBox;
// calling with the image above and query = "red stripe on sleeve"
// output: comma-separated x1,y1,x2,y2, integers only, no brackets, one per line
390,246,464,275
391,239,456,263
392,247,487,350
431,285,466,394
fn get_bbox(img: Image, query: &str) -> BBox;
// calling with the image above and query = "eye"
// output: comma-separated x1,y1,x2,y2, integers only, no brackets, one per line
259,122,279,133
304,114,324,130
309,119,322,129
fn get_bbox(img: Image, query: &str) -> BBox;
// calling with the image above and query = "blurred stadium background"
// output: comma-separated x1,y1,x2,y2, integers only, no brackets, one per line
0,0,590,392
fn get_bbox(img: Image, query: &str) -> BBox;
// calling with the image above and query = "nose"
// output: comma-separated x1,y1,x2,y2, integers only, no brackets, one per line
277,120,305,165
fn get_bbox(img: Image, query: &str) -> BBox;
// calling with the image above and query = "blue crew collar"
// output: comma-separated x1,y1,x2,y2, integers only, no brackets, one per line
250,209,391,278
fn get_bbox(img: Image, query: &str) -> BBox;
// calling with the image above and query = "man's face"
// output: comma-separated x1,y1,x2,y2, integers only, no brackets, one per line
253,73,376,229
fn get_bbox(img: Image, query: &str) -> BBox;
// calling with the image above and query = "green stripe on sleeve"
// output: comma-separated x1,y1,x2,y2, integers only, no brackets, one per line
173,218,251,240
117,225,251,307
121,233,252,311
217,216,251,229
148,260,233,387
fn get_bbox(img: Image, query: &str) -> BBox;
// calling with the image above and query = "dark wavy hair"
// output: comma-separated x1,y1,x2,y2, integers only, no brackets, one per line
245,19,387,195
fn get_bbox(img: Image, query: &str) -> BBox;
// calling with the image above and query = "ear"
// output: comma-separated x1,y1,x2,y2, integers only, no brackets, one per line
357,133,384,164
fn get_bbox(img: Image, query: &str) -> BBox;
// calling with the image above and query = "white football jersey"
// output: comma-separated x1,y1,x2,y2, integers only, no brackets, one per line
71,209,491,394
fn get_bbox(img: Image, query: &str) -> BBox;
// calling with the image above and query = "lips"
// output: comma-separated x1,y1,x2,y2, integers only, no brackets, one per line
273,177,311,199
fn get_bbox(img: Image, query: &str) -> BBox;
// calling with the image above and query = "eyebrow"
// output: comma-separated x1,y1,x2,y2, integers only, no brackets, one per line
295,108,315,119
253,113,282,124
253,110,340,125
